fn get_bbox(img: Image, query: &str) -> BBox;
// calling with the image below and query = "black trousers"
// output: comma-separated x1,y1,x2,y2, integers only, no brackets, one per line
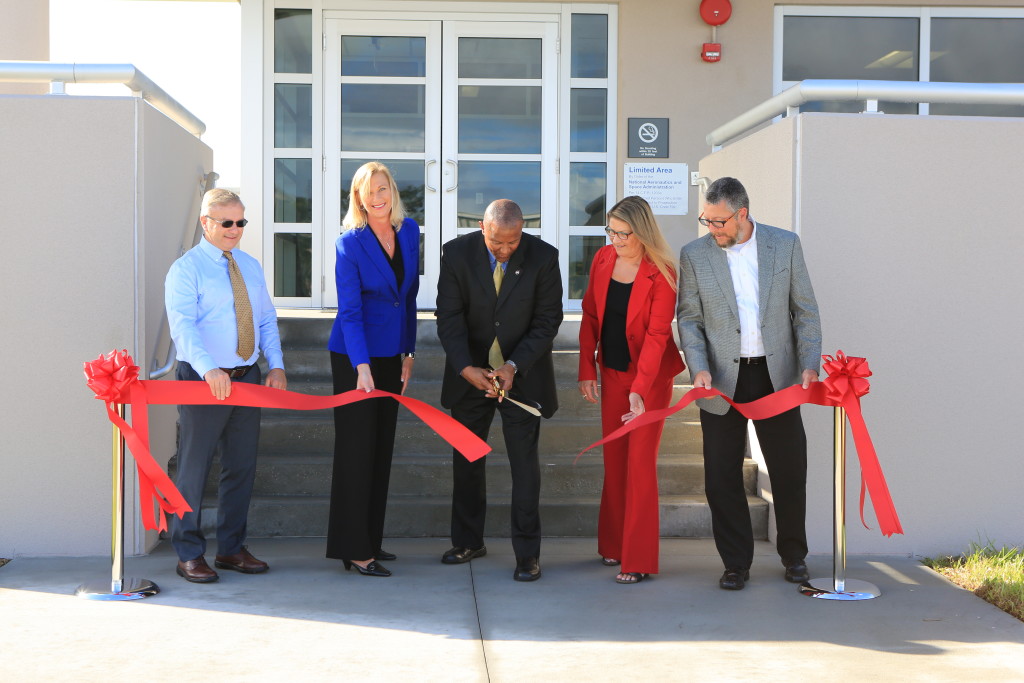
450,393,542,560
171,361,262,562
699,361,808,570
326,352,402,561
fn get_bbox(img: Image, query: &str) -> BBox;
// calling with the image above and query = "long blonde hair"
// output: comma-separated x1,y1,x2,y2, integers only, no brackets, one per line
607,196,678,290
342,161,407,230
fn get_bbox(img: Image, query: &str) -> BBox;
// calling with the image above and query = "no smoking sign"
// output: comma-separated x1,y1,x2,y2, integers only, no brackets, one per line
628,118,669,158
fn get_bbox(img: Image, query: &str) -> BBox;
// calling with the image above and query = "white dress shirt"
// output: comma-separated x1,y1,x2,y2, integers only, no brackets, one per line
724,221,765,357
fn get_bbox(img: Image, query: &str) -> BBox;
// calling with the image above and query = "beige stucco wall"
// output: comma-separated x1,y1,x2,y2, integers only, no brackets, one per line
0,95,211,557
0,0,48,94
697,112,1024,557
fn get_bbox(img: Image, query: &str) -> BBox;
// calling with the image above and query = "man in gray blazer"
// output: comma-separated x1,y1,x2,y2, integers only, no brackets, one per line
677,177,821,591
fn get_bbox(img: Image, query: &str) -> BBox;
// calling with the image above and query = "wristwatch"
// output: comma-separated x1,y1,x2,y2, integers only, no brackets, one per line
403,352,415,359
504,359,518,374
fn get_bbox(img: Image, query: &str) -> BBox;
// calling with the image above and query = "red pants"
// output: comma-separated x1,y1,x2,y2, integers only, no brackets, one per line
597,365,673,574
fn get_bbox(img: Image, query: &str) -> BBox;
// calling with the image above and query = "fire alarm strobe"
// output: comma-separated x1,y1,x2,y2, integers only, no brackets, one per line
699,0,732,26
702,43,722,63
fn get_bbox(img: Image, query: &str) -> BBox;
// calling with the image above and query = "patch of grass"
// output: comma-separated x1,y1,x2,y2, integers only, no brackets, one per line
924,542,1024,622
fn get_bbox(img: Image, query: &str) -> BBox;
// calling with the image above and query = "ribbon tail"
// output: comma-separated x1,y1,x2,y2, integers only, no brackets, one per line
389,392,491,462
844,398,903,537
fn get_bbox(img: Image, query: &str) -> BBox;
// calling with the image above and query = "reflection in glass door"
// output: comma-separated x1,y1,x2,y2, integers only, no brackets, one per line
324,20,440,308
324,18,558,308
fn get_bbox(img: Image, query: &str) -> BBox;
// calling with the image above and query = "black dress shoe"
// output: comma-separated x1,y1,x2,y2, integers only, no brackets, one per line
783,559,809,583
719,568,750,590
343,559,392,577
442,546,487,564
513,557,541,582
375,548,397,561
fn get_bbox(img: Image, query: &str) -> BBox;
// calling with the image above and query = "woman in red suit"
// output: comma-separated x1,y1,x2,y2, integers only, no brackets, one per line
578,195,685,584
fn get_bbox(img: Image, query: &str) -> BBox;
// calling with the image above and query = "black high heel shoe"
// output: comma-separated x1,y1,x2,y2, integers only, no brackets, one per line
343,559,392,577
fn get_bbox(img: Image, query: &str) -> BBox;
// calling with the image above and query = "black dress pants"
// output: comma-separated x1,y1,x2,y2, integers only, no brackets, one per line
450,393,542,561
699,361,808,570
171,361,262,562
326,352,402,561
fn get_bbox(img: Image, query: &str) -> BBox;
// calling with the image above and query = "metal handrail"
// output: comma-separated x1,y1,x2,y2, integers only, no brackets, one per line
0,60,205,137
707,79,1024,147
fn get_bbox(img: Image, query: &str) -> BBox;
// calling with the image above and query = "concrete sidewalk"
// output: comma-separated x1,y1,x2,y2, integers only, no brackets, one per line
1,538,1022,681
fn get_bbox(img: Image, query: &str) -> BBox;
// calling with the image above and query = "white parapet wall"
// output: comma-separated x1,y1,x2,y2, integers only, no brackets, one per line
698,111,1024,557
0,94,212,557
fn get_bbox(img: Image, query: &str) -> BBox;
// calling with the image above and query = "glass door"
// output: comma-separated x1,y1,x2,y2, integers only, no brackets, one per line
323,17,557,308
323,19,441,308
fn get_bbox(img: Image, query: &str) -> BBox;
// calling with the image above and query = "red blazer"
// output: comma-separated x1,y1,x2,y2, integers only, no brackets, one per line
578,245,685,397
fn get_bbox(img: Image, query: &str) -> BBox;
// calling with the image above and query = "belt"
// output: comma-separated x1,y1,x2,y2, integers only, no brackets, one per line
739,356,766,365
219,365,253,379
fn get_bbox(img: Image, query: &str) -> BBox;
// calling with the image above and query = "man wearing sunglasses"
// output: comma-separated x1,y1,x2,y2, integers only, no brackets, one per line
164,189,287,583
677,177,821,591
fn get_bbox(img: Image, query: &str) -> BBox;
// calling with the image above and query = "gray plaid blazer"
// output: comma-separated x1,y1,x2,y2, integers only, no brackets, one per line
676,222,822,416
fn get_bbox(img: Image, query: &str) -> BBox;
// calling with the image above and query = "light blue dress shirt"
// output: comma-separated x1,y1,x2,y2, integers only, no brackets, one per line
165,237,284,379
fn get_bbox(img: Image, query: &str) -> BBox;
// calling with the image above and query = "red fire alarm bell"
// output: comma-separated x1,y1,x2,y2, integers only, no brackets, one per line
700,0,732,26
702,43,722,63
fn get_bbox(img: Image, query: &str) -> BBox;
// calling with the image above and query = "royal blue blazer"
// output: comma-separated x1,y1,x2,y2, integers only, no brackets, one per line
328,217,420,367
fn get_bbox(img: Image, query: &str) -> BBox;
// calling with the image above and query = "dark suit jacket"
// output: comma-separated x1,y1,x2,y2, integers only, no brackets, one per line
578,244,685,397
435,231,563,419
328,217,420,365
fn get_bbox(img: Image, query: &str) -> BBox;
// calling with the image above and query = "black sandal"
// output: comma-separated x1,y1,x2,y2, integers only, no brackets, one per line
615,571,649,584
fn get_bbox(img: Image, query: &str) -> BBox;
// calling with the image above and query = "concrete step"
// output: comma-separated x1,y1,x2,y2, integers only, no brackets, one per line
257,414,703,457
208,452,757,499
197,494,769,539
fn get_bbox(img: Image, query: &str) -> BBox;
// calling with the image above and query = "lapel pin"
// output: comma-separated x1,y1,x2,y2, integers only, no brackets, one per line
515,269,521,276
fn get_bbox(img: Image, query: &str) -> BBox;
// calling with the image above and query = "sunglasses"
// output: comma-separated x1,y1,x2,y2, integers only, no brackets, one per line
205,216,249,228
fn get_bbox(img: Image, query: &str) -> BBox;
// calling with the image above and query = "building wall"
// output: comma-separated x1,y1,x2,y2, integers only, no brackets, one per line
0,96,211,557
0,0,48,95
698,112,1024,556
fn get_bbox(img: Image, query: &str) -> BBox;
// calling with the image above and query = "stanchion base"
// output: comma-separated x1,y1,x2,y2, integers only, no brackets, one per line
799,577,880,600
75,578,160,601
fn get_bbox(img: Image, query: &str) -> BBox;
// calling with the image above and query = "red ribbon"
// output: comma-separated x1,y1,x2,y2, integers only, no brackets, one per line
84,350,492,532
580,350,902,537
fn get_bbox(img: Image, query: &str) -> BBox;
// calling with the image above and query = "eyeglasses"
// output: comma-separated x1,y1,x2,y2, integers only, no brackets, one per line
604,226,634,240
697,209,739,229
205,216,249,228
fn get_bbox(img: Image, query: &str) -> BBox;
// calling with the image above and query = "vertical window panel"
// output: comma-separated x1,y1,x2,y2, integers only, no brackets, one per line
274,84,312,148
569,162,606,227
274,233,312,297
569,235,605,300
571,14,608,78
274,158,312,223
274,9,312,74
570,88,607,153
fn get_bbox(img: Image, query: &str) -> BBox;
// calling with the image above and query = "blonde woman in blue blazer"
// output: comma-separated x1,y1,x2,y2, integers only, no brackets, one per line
327,162,419,577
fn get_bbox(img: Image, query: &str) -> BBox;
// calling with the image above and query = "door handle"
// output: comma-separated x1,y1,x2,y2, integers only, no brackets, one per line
445,158,458,193
425,159,437,193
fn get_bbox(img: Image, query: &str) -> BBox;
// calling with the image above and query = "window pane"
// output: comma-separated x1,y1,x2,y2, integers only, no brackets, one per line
569,163,606,226
274,84,312,148
341,36,426,77
930,18,1024,118
274,158,312,223
341,84,425,153
568,235,605,300
570,88,607,153
571,14,608,78
458,38,541,79
457,162,541,228
340,159,425,228
274,233,312,297
459,85,541,154
798,100,918,115
274,9,312,74
783,16,919,81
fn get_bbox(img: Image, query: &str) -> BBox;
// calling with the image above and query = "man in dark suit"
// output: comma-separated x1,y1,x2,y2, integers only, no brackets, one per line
435,198,563,582
677,177,821,591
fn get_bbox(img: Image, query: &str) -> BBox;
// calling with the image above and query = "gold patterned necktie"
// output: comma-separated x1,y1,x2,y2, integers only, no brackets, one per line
488,262,504,370
223,251,255,360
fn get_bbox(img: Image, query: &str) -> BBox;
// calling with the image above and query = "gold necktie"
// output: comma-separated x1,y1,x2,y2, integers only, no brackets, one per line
488,263,504,370
223,251,255,360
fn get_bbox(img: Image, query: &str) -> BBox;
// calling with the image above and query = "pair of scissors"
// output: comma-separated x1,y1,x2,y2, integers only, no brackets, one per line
491,378,542,416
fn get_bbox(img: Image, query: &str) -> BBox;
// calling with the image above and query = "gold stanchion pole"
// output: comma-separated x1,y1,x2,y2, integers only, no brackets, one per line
75,403,159,600
799,406,880,600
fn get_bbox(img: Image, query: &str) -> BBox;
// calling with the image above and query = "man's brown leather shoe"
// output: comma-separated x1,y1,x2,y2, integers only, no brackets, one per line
215,546,269,574
176,556,219,583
